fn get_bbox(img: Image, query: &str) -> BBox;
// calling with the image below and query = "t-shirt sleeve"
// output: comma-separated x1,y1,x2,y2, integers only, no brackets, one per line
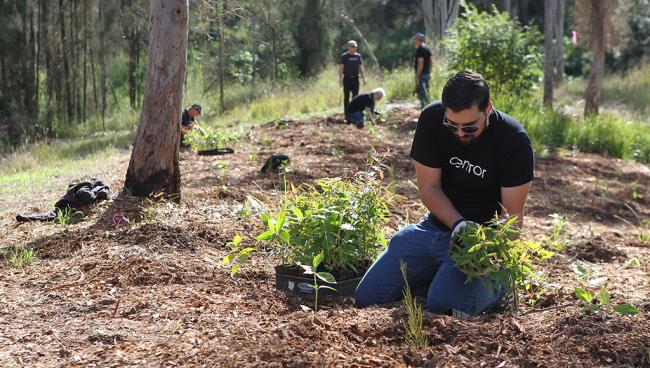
410,108,443,168
339,54,345,65
415,48,423,59
500,131,534,187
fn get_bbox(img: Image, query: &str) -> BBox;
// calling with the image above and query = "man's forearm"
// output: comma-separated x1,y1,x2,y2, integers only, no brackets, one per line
420,187,463,228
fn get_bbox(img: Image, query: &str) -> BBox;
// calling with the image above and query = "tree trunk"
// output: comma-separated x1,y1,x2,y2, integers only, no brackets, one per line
98,1,107,125
518,0,529,24
422,0,434,43
83,0,87,121
59,0,73,122
584,0,605,116
543,0,555,107
217,0,225,114
554,0,565,83
251,14,257,84
124,0,188,199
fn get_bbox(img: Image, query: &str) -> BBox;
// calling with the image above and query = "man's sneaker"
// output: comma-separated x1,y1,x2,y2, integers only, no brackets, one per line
355,121,364,129
451,308,471,320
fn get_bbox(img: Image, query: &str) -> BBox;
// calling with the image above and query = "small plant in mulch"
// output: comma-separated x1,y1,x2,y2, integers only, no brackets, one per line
449,216,554,310
55,206,84,225
542,213,571,251
299,252,337,312
1,245,36,268
222,234,256,277
571,262,639,315
400,261,428,348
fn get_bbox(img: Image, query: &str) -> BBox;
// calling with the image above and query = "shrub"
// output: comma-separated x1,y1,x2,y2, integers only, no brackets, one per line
445,2,542,95
183,127,235,151
257,159,392,272
449,216,554,305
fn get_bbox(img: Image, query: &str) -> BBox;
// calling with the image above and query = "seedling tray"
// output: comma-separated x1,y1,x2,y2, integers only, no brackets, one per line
275,264,368,297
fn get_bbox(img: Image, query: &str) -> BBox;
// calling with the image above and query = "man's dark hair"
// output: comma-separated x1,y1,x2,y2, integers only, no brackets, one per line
441,70,490,112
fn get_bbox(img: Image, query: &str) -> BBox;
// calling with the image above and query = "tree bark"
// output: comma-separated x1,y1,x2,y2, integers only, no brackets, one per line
217,0,225,114
59,0,73,122
584,0,605,116
554,0,565,83
124,0,188,199
98,1,107,125
518,0,529,24
543,0,555,107
422,0,434,43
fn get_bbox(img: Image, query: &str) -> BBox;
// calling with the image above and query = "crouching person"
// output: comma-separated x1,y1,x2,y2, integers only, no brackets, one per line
355,70,534,316
346,88,385,129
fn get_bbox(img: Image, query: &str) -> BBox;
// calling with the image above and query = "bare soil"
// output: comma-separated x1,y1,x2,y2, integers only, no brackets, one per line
1,106,649,367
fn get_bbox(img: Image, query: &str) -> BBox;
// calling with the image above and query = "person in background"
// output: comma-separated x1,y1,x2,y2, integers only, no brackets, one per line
412,33,433,108
339,40,367,114
345,87,385,129
180,103,202,148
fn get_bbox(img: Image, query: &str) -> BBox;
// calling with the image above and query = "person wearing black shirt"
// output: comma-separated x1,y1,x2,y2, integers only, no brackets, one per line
412,33,433,108
356,70,535,316
345,88,385,129
339,40,367,114
180,103,202,148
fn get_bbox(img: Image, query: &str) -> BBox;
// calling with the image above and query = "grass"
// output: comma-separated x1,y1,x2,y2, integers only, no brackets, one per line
557,63,650,118
400,261,429,348
1,245,36,268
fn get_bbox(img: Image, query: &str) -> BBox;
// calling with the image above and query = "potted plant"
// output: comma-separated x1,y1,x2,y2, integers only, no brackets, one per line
257,160,392,297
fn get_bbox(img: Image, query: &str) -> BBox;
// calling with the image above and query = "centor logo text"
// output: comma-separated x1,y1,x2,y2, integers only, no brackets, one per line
449,156,487,178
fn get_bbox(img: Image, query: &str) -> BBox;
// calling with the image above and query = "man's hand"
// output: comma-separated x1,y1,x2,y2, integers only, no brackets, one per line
450,219,478,247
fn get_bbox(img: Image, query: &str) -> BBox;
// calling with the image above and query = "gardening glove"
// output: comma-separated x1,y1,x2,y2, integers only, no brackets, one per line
449,219,477,248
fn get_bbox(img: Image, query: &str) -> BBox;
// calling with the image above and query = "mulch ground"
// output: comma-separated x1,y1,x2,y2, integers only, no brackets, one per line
1,105,649,367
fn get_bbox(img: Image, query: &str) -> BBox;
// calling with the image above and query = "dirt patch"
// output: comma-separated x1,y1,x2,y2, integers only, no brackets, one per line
1,107,649,367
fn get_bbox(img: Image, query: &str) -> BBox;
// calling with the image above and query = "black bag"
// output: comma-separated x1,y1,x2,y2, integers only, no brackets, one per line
260,154,290,173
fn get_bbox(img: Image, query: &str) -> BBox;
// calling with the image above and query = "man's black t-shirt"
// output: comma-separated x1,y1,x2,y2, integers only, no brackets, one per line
181,108,195,127
414,45,432,74
339,52,363,78
347,93,375,114
410,101,534,224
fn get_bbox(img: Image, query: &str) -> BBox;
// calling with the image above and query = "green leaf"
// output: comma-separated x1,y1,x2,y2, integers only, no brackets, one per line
291,206,304,220
260,213,270,226
230,264,240,275
239,247,255,255
613,304,639,315
315,272,337,284
232,234,242,246
278,230,290,243
623,257,641,268
222,253,235,265
256,229,275,241
340,223,355,231
276,211,286,231
574,287,593,303
596,290,610,305
238,253,250,263
313,251,324,269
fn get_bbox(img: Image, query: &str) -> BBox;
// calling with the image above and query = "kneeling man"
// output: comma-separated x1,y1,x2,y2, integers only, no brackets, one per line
346,87,385,129
356,70,534,315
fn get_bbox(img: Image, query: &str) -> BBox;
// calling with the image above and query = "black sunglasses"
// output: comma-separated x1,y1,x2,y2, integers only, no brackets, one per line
442,115,481,134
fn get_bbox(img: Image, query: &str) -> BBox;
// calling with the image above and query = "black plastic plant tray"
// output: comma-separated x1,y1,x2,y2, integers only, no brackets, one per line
274,264,367,297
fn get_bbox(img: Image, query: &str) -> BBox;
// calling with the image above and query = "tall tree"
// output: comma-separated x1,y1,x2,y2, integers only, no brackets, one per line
124,0,189,199
295,0,329,77
574,0,620,115
422,0,460,49
543,0,556,107
554,0,565,82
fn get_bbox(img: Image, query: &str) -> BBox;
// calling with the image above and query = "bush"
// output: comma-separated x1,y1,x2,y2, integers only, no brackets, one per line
257,160,392,272
445,2,542,95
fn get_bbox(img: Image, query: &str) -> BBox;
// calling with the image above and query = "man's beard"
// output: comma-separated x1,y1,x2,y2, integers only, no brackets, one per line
453,134,479,146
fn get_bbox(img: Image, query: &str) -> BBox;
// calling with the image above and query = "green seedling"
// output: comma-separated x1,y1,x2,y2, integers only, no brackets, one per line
400,261,428,348
631,180,642,201
623,257,641,269
55,206,84,225
235,195,264,221
3,246,36,268
572,262,639,315
544,213,570,251
140,192,167,223
299,251,337,312
222,234,255,276
450,216,554,310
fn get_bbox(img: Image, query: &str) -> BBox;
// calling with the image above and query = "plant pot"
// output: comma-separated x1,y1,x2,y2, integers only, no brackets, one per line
197,148,234,156
275,262,370,298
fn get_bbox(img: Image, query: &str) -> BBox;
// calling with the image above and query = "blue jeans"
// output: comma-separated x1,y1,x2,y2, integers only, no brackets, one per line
417,73,431,108
356,215,504,315
345,111,364,125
